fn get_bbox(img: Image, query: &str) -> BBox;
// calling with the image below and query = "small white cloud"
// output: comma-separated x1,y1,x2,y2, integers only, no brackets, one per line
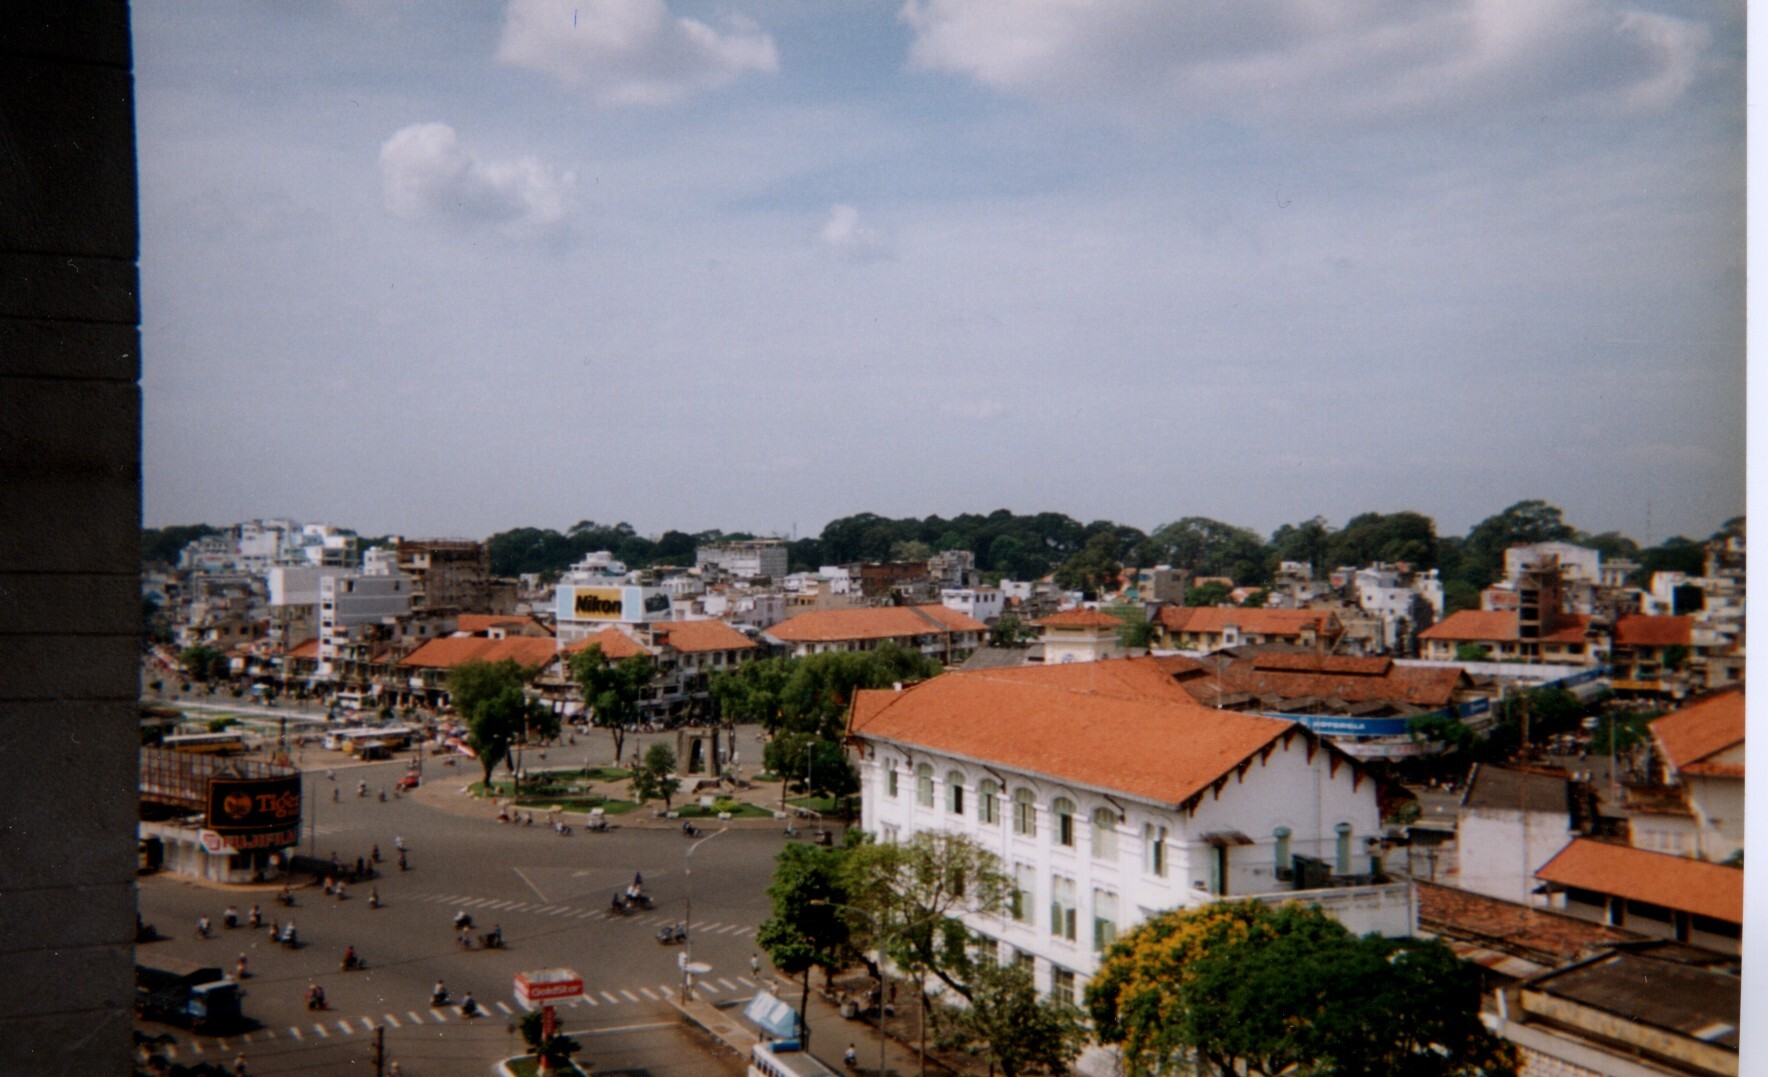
378,122,572,238
819,204,893,261
941,398,1005,420
497,0,777,106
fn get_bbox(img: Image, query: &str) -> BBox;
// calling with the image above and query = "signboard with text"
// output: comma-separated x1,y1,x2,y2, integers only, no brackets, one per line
205,774,302,836
515,968,584,1007
557,585,671,624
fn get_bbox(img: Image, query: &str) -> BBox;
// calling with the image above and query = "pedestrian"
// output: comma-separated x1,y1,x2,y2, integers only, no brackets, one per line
233,1052,248,1076
247,904,262,928
235,953,248,980
751,953,761,977
371,843,381,863
355,856,365,878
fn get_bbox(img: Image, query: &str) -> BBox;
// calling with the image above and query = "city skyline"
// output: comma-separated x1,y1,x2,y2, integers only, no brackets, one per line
136,2,1745,542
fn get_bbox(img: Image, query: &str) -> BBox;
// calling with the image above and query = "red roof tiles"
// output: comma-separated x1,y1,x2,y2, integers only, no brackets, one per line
1418,610,1593,644
398,636,559,670
768,604,984,643
1612,614,1694,648
1651,691,1744,776
849,658,1308,807
1536,839,1743,924
651,619,758,654
1036,608,1125,628
560,627,652,661
1155,606,1341,638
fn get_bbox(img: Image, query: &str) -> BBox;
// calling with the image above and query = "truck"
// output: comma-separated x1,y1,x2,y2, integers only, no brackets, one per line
135,959,242,1033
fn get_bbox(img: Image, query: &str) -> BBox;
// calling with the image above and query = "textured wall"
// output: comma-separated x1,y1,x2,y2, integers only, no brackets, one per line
0,2,140,1072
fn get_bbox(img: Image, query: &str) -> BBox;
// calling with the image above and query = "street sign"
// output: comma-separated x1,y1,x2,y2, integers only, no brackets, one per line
515,968,584,1008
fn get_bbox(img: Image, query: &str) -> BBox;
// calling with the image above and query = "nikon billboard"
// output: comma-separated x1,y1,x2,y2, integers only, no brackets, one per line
557,585,670,624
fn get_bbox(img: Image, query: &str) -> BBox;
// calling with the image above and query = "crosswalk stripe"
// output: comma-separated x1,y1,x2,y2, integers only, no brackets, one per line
601,991,620,1005
581,994,598,1006
489,900,517,909
289,1027,302,1040
576,910,597,918
638,987,658,1000
718,978,738,991
359,1018,376,1034
620,990,640,1003
337,1020,353,1036
407,1011,423,1025
165,1045,180,1060
495,1001,513,1015
384,1014,400,1028
466,897,495,907
314,1024,329,1038
738,976,757,988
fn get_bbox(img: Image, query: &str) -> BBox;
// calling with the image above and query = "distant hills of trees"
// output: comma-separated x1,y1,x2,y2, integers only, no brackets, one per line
142,503,1742,615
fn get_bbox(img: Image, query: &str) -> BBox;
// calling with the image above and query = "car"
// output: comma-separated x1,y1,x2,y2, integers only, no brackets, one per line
396,773,420,791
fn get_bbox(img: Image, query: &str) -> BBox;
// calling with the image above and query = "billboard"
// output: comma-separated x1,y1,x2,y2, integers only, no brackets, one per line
205,774,302,836
557,585,670,624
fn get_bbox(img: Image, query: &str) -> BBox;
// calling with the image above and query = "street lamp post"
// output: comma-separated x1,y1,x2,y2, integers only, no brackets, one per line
682,827,727,1002
810,900,944,1077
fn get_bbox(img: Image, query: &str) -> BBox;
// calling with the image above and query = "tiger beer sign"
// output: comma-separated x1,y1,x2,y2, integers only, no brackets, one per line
205,774,303,835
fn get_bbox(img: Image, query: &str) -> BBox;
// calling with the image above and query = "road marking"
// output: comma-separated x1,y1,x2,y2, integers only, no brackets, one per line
581,1020,676,1037
638,987,658,1001
495,1001,513,1015
359,1018,376,1034
620,989,640,1003
407,1011,423,1025
429,1008,451,1021
288,1027,302,1040
313,1024,329,1038
338,1020,355,1035
165,1045,179,1059
718,978,738,991
383,1014,400,1028
601,991,620,1005
738,976,757,988
465,897,495,907
580,994,598,1006
189,1040,205,1054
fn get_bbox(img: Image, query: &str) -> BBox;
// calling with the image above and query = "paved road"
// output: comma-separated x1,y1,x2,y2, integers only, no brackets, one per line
137,755,791,1075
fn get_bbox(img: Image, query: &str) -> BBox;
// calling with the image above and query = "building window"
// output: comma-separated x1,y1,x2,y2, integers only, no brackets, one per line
1013,788,1037,837
916,763,934,808
1335,823,1353,874
1092,889,1118,952
1012,948,1035,973
1051,967,1075,1007
979,780,999,824
947,772,965,815
1273,826,1292,874
1053,797,1077,847
1091,807,1118,860
1050,876,1077,941
886,765,898,798
1012,863,1035,923
1143,824,1167,877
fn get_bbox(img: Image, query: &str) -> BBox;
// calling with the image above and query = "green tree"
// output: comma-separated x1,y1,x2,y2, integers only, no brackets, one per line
518,1008,582,1073
763,731,859,803
937,957,1087,1077
1632,538,1707,585
1454,643,1491,662
1268,516,1333,574
179,644,227,683
989,616,1034,648
1146,517,1269,583
630,742,681,808
1185,581,1233,607
710,656,793,735
756,841,856,1047
840,831,1012,1001
1238,588,1269,608
1053,530,1125,599
568,644,655,765
448,658,546,788
1087,901,1515,1077
1325,510,1439,569
1407,713,1477,756
1460,500,1576,590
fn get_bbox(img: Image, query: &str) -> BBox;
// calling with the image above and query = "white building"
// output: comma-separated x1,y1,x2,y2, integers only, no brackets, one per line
1454,764,1580,906
1504,542,1601,585
317,572,412,669
1353,564,1443,651
849,659,1411,1008
695,539,787,581
941,586,1004,625
1631,691,1745,863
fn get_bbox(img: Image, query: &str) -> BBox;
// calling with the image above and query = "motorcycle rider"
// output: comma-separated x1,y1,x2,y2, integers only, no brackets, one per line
342,945,359,970
431,980,448,1007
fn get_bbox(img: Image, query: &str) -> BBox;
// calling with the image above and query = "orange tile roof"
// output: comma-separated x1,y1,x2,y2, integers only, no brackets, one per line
1416,880,1641,962
1651,691,1744,774
1188,657,1467,708
1251,653,1392,675
651,619,759,654
1036,608,1125,629
1536,838,1743,924
1155,606,1341,638
560,627,652,661
455,613,553,636
287,639,320,660
849,658,1308,807
1612,614,1694,648
767,605,983,643
1418,610,1517,641
398,635,559,670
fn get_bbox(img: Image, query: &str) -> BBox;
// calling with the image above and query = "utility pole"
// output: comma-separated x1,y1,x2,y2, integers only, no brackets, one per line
372,1024,384,1076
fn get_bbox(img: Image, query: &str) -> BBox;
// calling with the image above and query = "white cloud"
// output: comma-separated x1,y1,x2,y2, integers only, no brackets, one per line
378,122,572,237
497,0,777,106
899,0,1714,128
819,204,893,261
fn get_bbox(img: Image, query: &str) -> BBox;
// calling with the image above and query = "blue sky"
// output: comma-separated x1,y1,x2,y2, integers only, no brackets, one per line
135,1,1746,544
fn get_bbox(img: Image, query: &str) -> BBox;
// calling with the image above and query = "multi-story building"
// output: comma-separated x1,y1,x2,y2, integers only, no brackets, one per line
695,539,787,581
926,549,978,589
1352,564,1443,652
848,658,1412,1007
1628,691,1744,863
1416,610,1600,666
1151,606,1344,653
940,586,1004,626
1036,607,1126,664
392,537,492,614
763,604,986,664
316,571,413,671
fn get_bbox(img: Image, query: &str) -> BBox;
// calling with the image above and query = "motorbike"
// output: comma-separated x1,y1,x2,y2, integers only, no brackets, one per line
655,923,687,946
430,989,451,1008
477,931,504,950
630,893,656,911
341,952,366,972
306,989,327,1011
679,822,701,838
585,816,609,832
610,894,635,917
275,891,295,908
453,913,474,931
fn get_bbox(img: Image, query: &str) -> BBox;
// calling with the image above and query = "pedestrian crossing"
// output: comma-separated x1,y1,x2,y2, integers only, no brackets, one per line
146,975,766,1060
413,889,757,936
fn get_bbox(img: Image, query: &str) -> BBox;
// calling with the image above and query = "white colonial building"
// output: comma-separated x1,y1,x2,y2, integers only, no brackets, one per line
848,658,1413,1008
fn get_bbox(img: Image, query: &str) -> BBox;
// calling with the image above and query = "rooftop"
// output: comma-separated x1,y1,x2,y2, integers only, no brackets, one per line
1650,690,1744,777
766,604,986,643
1536,839,1743,924
397,635,560,670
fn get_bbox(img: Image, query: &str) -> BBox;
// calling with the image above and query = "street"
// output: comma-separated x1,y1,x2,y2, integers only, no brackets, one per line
137,753,788,1076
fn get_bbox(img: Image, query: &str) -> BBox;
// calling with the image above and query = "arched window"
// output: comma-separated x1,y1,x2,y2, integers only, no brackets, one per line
886,762,898,798
916,763,934,808
1052,798,1077,847
1335,823,1353,874
1013,788,1037,837
1091,807,1118,860
978,780,1000,824
947,771,965,815
1273,826,1292,873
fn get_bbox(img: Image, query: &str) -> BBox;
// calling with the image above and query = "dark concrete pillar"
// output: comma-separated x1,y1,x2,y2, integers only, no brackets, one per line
0,3,140,1072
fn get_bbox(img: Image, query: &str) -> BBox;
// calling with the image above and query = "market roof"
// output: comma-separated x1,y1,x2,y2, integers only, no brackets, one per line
849,657,1320,809
1536,839,1743,924
766,604,985,643
1154,606,1342,638
560,627,652,661
1650,691,1744,777
398,635,560,670
650,619,759,654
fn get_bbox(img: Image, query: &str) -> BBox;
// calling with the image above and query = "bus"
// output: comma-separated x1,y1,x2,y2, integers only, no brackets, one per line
323,725,415,759
748,1041,843,1077
161,731,248,755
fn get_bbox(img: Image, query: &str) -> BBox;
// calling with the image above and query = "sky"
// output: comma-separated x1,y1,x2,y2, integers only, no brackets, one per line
135,0,1747,545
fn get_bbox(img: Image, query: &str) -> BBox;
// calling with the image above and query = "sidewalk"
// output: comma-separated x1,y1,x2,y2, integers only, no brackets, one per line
673,969,961,1077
